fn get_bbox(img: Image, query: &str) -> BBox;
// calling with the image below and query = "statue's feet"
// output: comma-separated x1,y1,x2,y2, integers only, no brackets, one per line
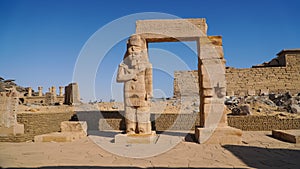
126,130,136,135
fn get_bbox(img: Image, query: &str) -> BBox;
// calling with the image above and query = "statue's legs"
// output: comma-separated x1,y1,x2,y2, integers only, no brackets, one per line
125,106,137,134
137,106,151,134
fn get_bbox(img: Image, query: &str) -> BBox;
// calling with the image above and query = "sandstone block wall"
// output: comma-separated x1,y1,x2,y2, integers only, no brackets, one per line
226,52,300,96
0,112,74,142
228,116,300,131
2,110,300,142
77,111,201,131
24,96,64,105
97,113,300,131
174,70,199,98
81,111,300,132
174,52,300,97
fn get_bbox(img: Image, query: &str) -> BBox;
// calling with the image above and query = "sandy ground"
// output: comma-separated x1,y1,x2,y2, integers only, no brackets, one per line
0,131,300,169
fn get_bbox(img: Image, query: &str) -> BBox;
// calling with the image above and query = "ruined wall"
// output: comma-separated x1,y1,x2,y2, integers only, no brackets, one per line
76,111,200,131
226,54,300,96
228,116,300,131
0,112,74,142
22,86,65,105
2,110,300,142
174,70,199,98
64,83,80,105
79,111,300,131
174,53,300,97
24,96,64,105
99,113,300,131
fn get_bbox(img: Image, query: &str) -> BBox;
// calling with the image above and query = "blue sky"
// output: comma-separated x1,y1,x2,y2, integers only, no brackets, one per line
0,0,299,102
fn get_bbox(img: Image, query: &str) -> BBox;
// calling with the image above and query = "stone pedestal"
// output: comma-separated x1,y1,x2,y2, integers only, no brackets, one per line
115,131,157,144
195,126,242,144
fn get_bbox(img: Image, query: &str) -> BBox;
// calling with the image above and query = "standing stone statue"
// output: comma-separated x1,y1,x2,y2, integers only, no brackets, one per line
117,34,153,135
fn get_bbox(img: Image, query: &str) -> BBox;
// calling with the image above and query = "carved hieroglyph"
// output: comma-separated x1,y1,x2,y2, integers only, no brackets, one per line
117,34,153,135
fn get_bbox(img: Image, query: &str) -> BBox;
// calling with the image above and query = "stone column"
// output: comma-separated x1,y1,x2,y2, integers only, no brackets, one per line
195,35,242,144
38,86,43,96
59,86,64,96
51,86,56,96
27,87,32,97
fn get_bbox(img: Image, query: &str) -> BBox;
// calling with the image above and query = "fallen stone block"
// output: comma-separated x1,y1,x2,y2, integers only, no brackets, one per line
272,130,300,144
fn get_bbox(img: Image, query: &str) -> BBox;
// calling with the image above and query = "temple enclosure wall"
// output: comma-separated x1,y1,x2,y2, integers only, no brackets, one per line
0,111,299,142
226,52,300,96
174,50,300,97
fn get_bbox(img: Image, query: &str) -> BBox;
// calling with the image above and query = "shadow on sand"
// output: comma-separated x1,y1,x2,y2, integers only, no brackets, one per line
223,145,300,169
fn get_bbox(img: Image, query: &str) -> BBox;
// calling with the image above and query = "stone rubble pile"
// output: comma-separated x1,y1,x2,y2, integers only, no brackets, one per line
225,92,300,116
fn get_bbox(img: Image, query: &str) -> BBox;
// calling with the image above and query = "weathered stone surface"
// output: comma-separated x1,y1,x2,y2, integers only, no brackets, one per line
207,36,222,46
272,130,300,144
136,18,207,41
176,50,300,97
115,131,157,144
60,121,87,134
226,50,300,96
173,71,199,98
116,34,153,135
199,37,225,60
195,126,242,144
34,131,86,142
64,83,80,105
34,121,87,142
0,88,24,136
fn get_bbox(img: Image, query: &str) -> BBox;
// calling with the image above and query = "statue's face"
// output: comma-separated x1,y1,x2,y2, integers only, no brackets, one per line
124,35,147,68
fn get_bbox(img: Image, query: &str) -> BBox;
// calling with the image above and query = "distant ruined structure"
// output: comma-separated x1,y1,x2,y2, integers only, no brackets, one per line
64,83,81,105
19,83,80,105
21,86,64,105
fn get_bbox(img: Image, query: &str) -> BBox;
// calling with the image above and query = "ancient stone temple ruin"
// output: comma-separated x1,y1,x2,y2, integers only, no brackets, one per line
116,18,242,144
64,83,81,105
18,83,80,106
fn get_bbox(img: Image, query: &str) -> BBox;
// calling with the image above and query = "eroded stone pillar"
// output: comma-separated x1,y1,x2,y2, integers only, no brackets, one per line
51,86,56,96
196,35,242,144
38,86,43,96
59,86,63,96
27,87,32,97
64,83,80,105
